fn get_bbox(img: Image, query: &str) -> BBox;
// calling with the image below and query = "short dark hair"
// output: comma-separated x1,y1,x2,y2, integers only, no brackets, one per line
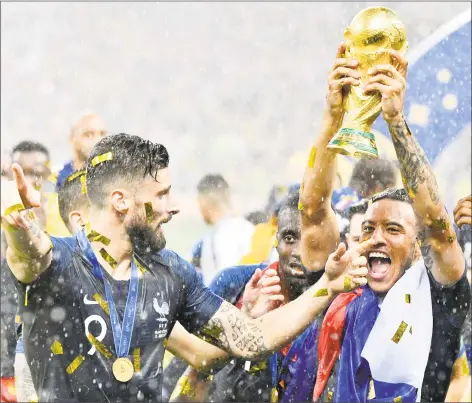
346,199,369,221
277,191,300,220
197,174,229,194
12,141,50,160
85,133,169,208
349,158,397,197
245,210,268,225
58,170,90,231
371,187,412,205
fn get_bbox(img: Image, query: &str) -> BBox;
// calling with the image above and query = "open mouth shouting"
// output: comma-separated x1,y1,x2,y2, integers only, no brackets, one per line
368,251,392,280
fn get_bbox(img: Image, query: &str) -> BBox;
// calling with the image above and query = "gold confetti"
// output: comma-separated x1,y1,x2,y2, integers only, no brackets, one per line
136,261,146,277
274,238,279,248
448,236,456,244
3,203,25,216
368,378,376,400
248,361,267,374
344,276,352,292
163,338,168,347
93,293,109,315
79,175,87,194
171,376,196,399
327,391,334,402
87,333,112,359
66,355,85,374
391,321,408,344
307,146,317,168
91,152,113,167
28,211,36,220
145,202,154,224
51,340,64,355
394,397,402,402
15,315,21,324
133,348,141,372
67,170,86,182
86,224,111,246
271,387,279,403
405,294,411,304
99,248,117,269
24,286,29,306
298,201,304,211
313,288,329,297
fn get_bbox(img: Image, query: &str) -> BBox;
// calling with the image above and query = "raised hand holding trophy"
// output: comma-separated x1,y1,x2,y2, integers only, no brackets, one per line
327,7,408,159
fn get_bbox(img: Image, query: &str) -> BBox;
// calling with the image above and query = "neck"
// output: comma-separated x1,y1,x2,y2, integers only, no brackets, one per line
209,206,230,225
87,209,133,280
73,152,85,171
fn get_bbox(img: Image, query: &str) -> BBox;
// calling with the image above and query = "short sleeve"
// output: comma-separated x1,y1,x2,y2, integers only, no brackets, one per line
209,264,262,303
165,251,223,334
428,265,470,329
13,236,75,296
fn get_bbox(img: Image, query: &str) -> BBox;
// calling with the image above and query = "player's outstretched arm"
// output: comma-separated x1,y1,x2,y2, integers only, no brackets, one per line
301,42,360,272
364,49,465,285
1,163,53,283
197,239,372,359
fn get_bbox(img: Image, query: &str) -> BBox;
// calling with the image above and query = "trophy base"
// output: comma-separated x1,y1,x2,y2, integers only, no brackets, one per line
327,128,379,159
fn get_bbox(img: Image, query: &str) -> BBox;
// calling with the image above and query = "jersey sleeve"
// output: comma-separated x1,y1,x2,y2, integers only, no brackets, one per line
209,264,261,303
167,251,224,334
13,236,75,295
427,263,470,329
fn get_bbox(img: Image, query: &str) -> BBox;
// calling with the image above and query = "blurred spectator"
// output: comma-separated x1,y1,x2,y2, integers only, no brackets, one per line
245,210,268,226
55,113,107,190
239,184,295,266
343,199,369,249
349,158,397,199
196,173,255,285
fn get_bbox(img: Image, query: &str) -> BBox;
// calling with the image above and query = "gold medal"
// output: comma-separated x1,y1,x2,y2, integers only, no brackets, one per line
271,387,279,402
112,357,134,382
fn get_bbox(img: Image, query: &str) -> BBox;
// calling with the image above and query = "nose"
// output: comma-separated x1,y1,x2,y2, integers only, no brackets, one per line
371,226,387,245
167,197,180,217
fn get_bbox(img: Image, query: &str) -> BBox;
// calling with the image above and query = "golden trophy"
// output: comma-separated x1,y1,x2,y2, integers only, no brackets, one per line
327,7,408,159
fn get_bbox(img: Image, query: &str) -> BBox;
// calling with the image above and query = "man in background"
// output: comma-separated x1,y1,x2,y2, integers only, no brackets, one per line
55,113,107,190
196,173,255,285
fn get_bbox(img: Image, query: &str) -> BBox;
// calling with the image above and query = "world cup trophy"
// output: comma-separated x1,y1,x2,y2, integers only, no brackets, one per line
327,7,408,159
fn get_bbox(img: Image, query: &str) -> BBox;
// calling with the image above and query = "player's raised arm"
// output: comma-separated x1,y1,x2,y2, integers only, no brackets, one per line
1,163,53,283
364,49,465,285
196,238,372,359
301,42,360,272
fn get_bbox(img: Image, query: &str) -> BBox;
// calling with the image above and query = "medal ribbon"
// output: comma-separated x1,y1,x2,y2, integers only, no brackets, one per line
77,229,139,358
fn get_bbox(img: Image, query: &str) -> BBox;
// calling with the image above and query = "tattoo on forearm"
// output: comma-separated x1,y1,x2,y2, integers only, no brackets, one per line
389,119,440,204
199,302,268,358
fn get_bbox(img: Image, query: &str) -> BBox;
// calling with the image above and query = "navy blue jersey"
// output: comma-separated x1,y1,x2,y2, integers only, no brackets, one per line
14,235,222,402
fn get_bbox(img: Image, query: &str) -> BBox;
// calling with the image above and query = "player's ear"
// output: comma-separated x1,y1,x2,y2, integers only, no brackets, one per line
111,189,131,214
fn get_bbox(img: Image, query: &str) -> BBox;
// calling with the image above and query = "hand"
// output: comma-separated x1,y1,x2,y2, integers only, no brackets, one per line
454,195,472,228
326,42,361,119
324,239,374,295
241,268,284,319
363,49,408,124
1,163,41,228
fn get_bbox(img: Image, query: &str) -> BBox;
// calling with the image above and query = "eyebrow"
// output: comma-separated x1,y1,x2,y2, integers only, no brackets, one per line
361,220,405,228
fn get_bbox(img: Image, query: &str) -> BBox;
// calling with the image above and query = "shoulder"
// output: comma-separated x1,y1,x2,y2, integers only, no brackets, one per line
156,249,197,278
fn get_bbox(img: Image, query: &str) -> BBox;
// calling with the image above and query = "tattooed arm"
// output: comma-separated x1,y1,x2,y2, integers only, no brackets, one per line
197,239,373,359
364,49,465,285
1,164,53,284
301,42,360,271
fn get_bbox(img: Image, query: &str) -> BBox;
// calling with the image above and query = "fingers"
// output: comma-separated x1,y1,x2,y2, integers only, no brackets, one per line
261,285,282,295
387,49,408,76
247,269,263,289
336,42,346,59
355,237,377,256
365,73,402,89
454,199,471,216
290,268,306,277
352,276,368,287
368,64,405,84
268,295,285,302
331,242,347,262
259,275,281,288
351,256,367,269
348,266,368,278
11,163,40,209
363,82,390,96
456,216,472,229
